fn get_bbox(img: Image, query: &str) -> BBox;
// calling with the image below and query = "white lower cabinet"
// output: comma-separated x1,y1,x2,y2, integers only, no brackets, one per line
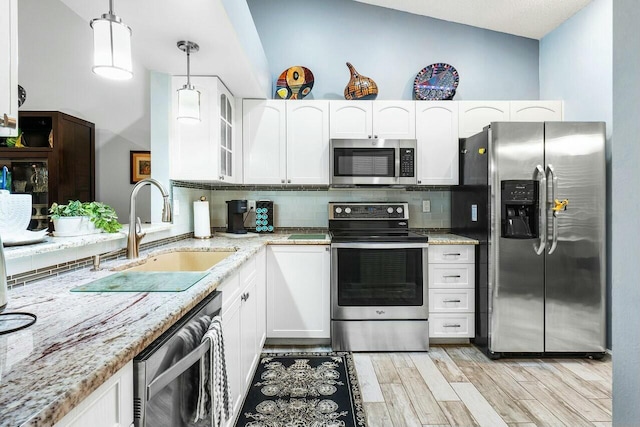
429,244,476,339
219,248,266,426
55,361,133,427
266,245,330,339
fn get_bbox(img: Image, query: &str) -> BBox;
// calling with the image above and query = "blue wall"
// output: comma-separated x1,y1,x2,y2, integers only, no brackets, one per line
612,0,640,423
247,0,540,100
540,0,613,349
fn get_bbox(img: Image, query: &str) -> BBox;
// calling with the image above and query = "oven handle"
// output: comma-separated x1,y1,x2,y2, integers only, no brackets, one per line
331,242,429,249
147,340,209,400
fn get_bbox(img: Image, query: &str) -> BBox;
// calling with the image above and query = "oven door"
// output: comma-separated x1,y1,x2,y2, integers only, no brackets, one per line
331,242,428,320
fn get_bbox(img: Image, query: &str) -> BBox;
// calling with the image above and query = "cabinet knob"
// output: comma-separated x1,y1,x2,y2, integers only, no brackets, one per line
219,176,224,180
287,179,291,183
417,180,422,184
281,179,285,184
374,135,378,139
0,114,17,129
368,135,372,139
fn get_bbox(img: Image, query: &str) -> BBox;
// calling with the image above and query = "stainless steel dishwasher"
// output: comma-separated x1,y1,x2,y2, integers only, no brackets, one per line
134,291,221,427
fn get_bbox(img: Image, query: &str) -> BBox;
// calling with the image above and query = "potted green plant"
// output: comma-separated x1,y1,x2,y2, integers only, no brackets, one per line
49,200,122,236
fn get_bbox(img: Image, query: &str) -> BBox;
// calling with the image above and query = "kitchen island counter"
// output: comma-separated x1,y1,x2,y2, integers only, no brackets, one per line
0,233,331,427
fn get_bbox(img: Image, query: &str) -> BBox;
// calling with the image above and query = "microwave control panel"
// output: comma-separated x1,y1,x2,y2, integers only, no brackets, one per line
400,148,415,177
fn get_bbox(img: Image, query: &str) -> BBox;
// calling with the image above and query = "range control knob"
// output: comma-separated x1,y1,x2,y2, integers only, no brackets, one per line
345,207,352,214
396,207,403,214
387,207,394,214
335,207,342,214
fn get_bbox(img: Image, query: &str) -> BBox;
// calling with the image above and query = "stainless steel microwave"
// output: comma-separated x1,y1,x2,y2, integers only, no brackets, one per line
330,138,417,186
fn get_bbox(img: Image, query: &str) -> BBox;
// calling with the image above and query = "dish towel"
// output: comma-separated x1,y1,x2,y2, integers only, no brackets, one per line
194,315,232,427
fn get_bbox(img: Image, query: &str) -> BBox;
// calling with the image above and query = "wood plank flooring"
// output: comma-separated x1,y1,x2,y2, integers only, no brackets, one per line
262,345,612,427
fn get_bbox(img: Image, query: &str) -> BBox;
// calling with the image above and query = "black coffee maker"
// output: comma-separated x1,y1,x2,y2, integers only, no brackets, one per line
226,200,248,234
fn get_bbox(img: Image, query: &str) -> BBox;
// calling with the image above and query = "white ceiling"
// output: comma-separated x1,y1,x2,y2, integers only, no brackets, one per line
353,0,593,39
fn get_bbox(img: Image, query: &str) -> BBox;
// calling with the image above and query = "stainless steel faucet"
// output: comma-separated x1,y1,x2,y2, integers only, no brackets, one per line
127,178,172,259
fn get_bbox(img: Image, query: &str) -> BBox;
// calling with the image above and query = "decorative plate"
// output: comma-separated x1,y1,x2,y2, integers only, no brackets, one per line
413,63,459,100
275,66,314,100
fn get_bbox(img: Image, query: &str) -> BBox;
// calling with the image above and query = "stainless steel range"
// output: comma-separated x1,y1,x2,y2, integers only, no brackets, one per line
329,202,429,351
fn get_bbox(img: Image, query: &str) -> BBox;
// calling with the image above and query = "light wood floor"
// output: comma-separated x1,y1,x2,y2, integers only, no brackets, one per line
263,344,612,427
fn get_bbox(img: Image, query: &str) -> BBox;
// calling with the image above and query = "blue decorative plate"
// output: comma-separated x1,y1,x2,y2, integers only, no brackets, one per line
414,63,459,100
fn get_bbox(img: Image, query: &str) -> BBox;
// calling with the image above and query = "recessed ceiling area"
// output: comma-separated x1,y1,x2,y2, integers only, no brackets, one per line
353,0,593,39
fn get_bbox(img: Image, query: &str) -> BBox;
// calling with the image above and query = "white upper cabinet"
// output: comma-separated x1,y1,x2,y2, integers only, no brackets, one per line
286,101,330,184
329,101,373,139
458,101,510,138
416,102,459,185
243,99,287,184
372,101,416,138
330,100,415,139
243,100,329,185
0,0,18,137
510,101,563,122
170,76,238,182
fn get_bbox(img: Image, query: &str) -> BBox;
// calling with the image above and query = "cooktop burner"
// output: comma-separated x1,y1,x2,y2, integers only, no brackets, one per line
329,229,428,243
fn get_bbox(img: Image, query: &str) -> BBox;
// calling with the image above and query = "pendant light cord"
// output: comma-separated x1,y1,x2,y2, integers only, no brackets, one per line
186,45,192,87
109,0,114,14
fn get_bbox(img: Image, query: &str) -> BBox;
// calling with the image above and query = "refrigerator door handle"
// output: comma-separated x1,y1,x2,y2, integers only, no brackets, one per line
533,164,547,255
547,164,559,254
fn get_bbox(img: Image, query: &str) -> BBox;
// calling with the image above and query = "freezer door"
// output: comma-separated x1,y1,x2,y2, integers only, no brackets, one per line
544,122,606,352
490,122,545,353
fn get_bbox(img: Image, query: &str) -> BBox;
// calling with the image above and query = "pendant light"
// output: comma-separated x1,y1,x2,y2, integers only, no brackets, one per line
90,0,133,80
176,41,201,123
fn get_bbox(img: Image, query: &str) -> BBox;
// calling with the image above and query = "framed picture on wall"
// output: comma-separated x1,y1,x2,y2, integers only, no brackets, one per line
130,151,151,184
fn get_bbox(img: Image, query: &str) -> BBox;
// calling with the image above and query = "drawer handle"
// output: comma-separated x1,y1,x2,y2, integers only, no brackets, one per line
443,323,461,328
443,275,461,278
443,253,461,256
443,299,461,303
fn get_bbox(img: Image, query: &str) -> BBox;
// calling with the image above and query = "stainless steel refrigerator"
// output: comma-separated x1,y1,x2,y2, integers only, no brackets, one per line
452,121,606,358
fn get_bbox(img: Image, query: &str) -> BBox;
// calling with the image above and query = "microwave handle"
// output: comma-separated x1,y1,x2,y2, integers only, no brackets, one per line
147,339,209,400
394,147,401,180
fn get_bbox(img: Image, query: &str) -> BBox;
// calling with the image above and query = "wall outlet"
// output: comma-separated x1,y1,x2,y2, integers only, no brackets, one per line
173,199,180,216
422,200,431,213
247,200,256,211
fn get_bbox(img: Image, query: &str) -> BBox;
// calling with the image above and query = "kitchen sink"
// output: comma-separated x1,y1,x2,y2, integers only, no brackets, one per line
120,250,237,272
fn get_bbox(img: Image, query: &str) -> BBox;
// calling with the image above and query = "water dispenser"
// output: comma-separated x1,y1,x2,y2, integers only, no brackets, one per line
501,180,538,239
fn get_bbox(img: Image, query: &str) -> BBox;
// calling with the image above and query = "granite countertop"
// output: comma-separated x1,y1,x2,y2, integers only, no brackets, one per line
0,231,473,426
425,233,479,245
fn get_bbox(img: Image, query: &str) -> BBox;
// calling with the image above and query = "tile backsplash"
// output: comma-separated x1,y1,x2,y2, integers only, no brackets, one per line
173,184,450,230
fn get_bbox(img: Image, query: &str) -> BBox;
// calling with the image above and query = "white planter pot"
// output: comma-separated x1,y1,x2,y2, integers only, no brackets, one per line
53,216,102,237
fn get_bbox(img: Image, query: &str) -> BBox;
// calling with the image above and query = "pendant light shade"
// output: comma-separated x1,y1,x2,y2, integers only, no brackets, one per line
90,0,133,80
177,41,201,123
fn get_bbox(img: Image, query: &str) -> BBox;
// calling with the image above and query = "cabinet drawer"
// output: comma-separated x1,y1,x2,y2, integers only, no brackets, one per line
240,253,257,286
429,288,474,313
428,264,475,288
429,313,475,338
218,271,240,310
428,245,474,263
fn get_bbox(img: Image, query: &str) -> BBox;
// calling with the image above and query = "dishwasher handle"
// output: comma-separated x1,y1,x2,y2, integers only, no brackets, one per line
147,339,210,400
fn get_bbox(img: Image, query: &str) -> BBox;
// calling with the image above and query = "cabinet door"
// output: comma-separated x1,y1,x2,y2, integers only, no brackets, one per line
0,0,18,137
240,277,259,389
286,101,330,184
510,101,563,122
267,245,330,339
458,101,510,138
243,100,286,184
218,84,236,182
372,101,416,139
255,247,267,348
416,101,459,185
329,101,373,139
222,287,243,418
55,362,133,427
170,76,220,181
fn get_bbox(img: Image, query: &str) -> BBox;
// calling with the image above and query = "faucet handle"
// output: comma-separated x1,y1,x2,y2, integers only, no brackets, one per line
135,217,146,241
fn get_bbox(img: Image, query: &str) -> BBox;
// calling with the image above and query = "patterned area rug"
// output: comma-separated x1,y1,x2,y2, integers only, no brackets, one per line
235,352,367,427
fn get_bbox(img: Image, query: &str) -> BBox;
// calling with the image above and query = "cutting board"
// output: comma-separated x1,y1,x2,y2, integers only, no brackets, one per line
71,271,208,292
